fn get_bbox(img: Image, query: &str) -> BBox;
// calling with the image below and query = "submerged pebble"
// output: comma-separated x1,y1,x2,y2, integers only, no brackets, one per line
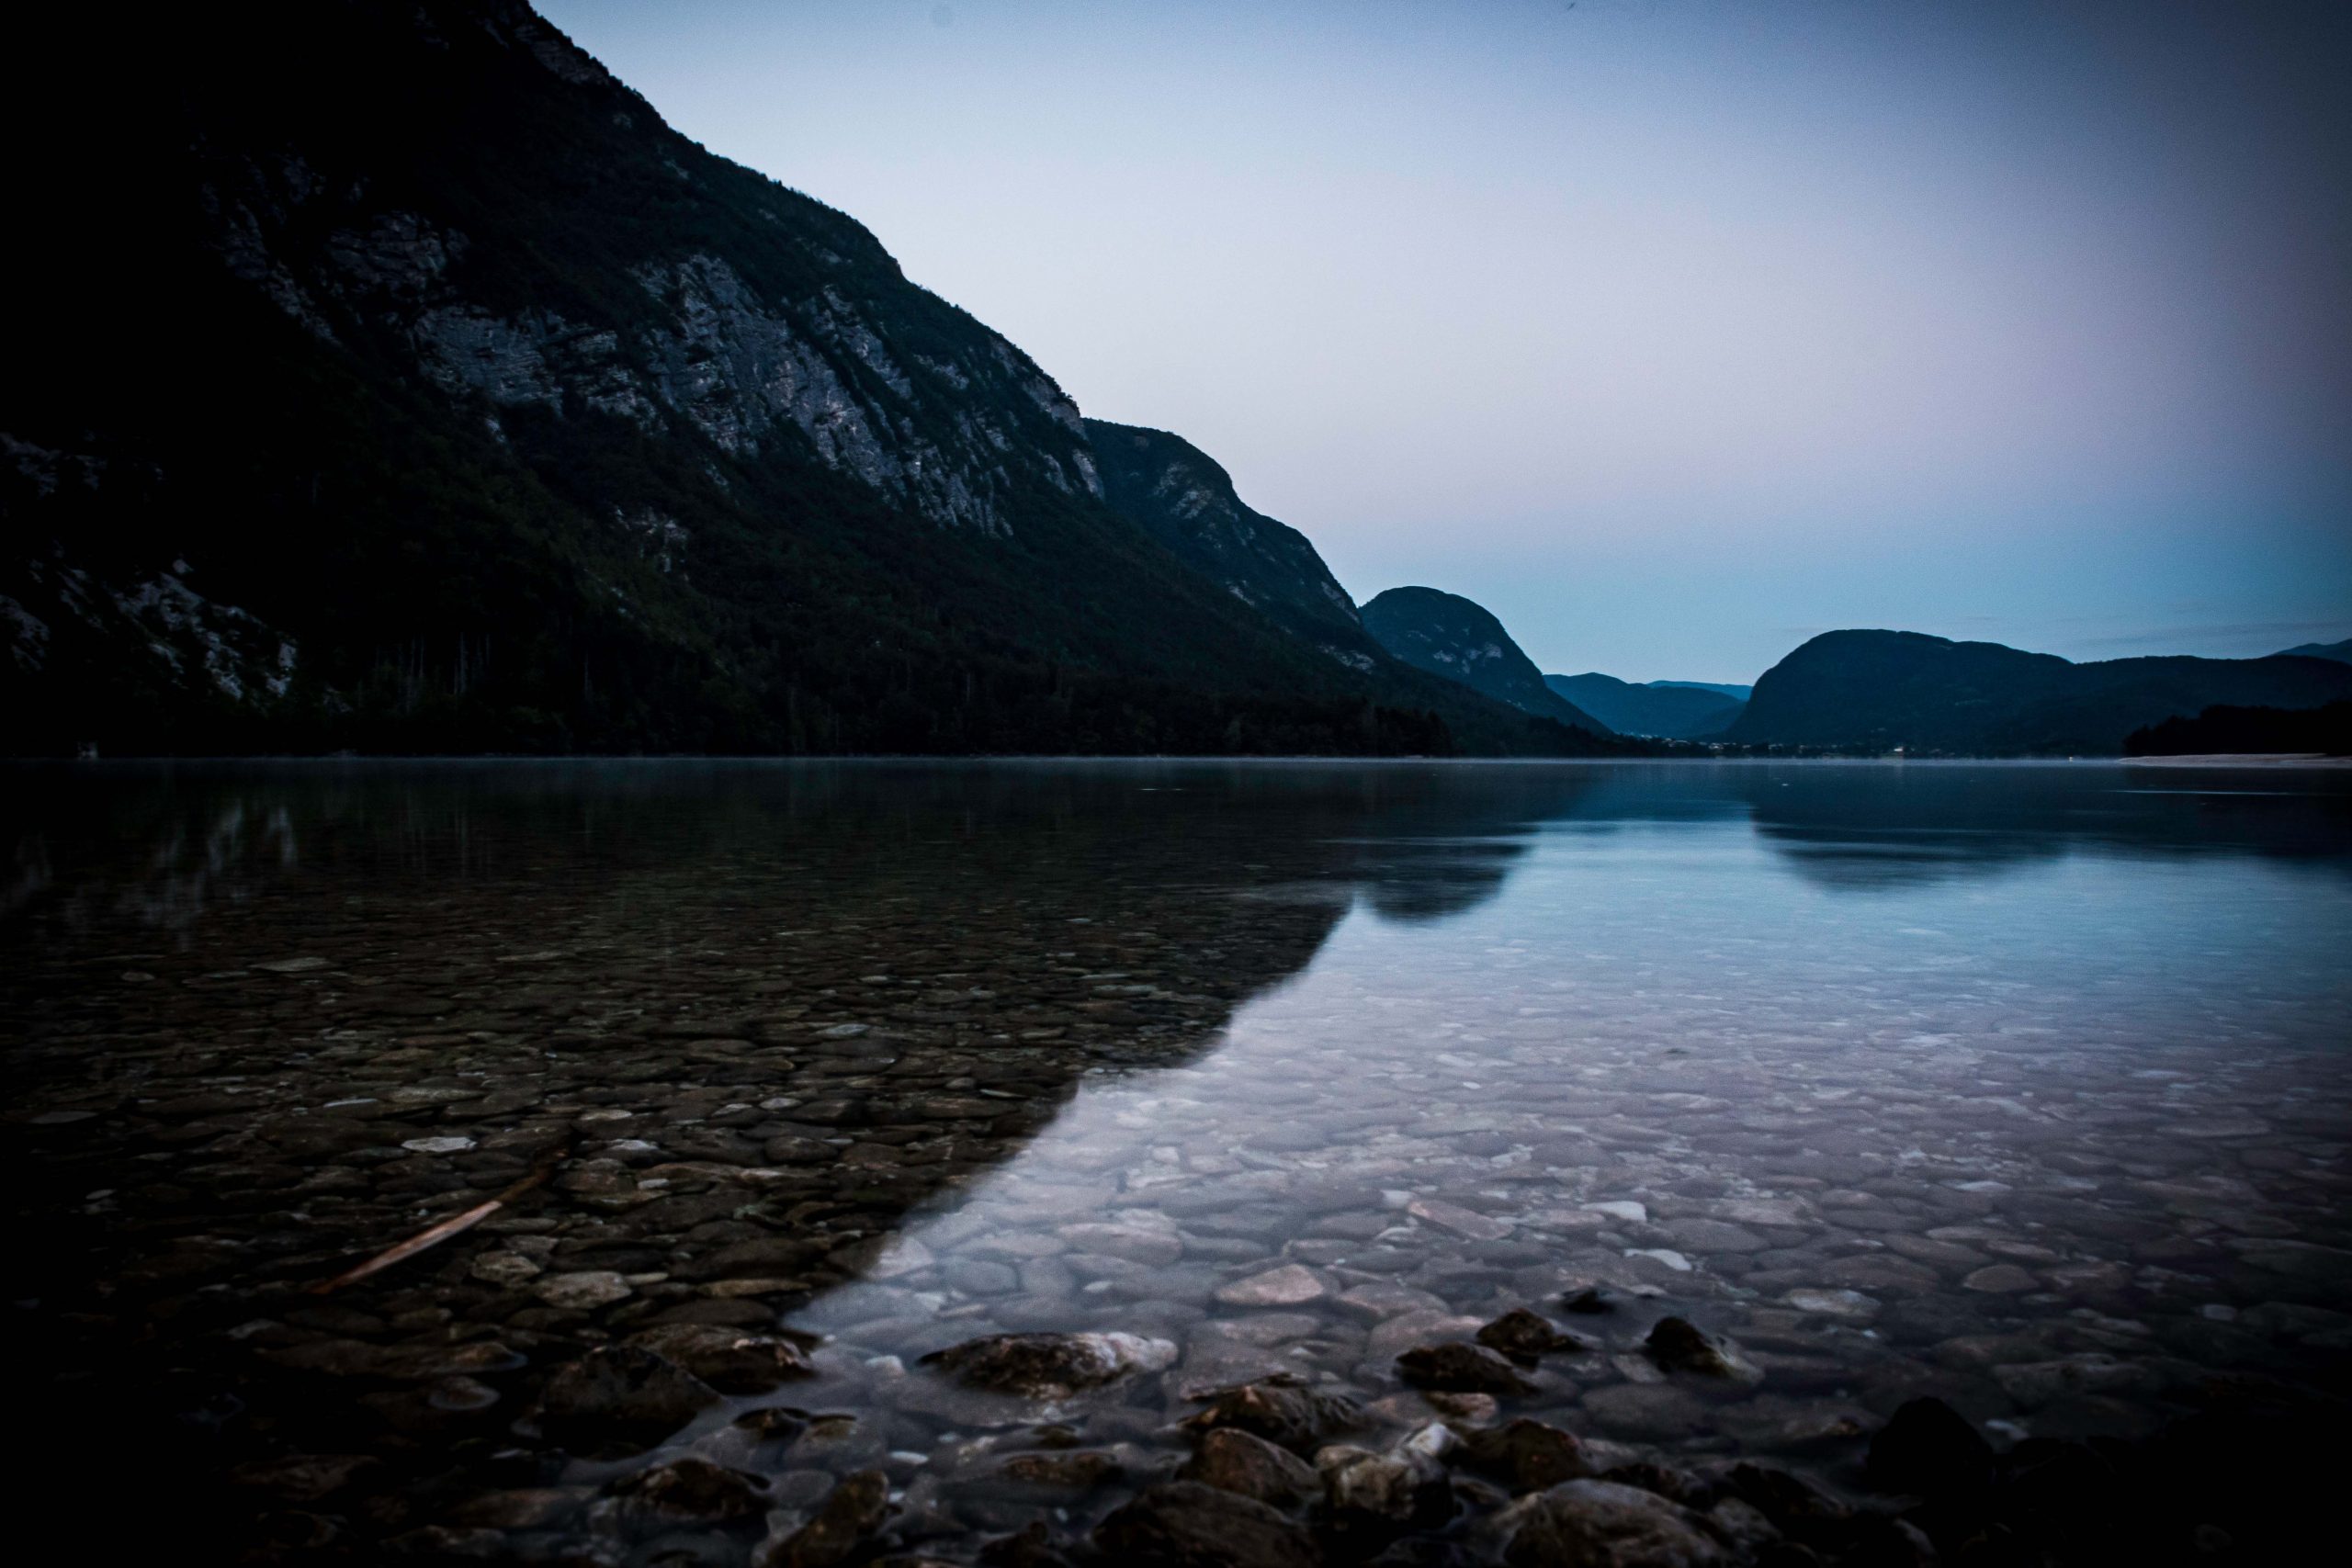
11,762,2349,1564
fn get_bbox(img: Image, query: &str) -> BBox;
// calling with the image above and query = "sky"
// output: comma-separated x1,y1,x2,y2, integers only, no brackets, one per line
541,0,2351,682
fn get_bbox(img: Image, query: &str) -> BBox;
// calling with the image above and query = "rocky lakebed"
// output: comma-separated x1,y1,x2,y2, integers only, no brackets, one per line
6,761,2350,1565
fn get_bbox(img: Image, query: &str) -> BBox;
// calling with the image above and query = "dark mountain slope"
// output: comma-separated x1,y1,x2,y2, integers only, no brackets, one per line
1077,422,1604,750
1544,672,1745,739
1726,630,2352,754
0,0,1600,757
2278,638,2352,665
1360,589,1610,732
2126,702,2352,756
1082,420,1373,657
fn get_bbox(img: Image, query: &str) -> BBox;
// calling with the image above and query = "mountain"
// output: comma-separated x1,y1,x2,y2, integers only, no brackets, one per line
1726,630,2352,754
1650,680,1752,700
1078,421,1611,750
1359,588,1609,732
1544,672,1745,739
0,0,1603,759
2126,701,2352,757
1082,420,1374,660
2278,638,2352,665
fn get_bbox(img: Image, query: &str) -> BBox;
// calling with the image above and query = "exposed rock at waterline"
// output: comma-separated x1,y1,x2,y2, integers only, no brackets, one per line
1315,1438,1456,1550
1396,1342,1538,1395
534,1345,718,1450
921,1331,1176,1399
1478,1307,1600,1360
601,1456,769,1525
628,1324,815,1393
1182,1377,1366,1454
760,1468,892,1568
1093,1480,1320,1568
1179,1427,1320,1506
1460,1418,1599,1494
1644,1318,1763,1385
1501,1478,1733,1568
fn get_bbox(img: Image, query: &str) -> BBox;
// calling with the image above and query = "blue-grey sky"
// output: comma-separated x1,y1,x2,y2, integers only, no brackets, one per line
542,0,2350,682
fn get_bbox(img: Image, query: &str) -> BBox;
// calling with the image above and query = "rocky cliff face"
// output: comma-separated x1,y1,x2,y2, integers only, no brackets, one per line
1083,420,1381,669
189,6,1100,538
1360,588,1609,733
3,0,1609,757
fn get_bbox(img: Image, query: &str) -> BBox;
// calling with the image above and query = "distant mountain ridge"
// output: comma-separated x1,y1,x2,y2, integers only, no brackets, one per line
1727,629,2352,754
2278,638,2352,665
1359,588,1609,733
2127,701,2352,757
1650,680,1752,700
1544,672,1745,739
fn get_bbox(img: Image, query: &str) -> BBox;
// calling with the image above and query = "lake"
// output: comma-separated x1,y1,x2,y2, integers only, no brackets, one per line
6,760,2349,1562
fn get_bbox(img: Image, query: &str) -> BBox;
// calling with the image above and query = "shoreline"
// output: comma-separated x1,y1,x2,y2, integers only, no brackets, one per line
10,762,2346,1563
2119,751,2351,767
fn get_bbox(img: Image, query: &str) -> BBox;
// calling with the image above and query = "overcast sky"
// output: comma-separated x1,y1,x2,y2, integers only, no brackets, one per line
543,0,2349,682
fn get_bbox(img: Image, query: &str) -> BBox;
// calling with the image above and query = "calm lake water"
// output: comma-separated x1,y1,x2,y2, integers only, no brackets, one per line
6,760,2349,1560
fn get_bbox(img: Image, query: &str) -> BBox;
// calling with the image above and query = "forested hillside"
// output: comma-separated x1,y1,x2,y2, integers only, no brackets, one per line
0,1,1605,758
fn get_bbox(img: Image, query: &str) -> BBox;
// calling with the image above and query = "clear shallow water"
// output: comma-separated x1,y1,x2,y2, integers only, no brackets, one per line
6,760,2349,1556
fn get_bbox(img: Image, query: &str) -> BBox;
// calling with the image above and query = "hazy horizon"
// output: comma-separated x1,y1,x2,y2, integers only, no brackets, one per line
543,0,2350,684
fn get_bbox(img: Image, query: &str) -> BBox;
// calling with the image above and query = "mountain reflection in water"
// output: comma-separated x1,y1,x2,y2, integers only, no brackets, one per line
5,760,2348,1561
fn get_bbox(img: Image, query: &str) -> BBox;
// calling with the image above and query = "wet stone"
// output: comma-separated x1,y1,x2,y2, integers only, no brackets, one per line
1501,1479,1732,1568
1962,1263,2039,1293
1421,1389,1503,1425
1581,1384,1711,1441
1719,1462,1852,1538
1398,1341,1537,1394
1644,1318,1763,1385
761,1468,891,1568
1316,1439,1455,1549
1408,1196,1514,1240
1460,1419,1597,1494
532,1269,632,1310
1061,1217,1185,1265
603,1457,769,1525
629,1324,816,1393
921,1331,1176,1399
445,1488,588,1529
1179,1427,1319,1506
1338,1281,1453,1323
1214,1264,1326,1307
1369,1312,1488,1362
978,1520,1079,1568
537,1345,719,1450
1478,1307,1599,1360
1663,1219,1767,1253
1782,1288,1878,1320
998,1450,1125,1490
1597,1463,1717,1510
1183,1377,1366,1453
225,1453,381,1503
1702,1497,1781,1557
1093,1480,1320,1568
